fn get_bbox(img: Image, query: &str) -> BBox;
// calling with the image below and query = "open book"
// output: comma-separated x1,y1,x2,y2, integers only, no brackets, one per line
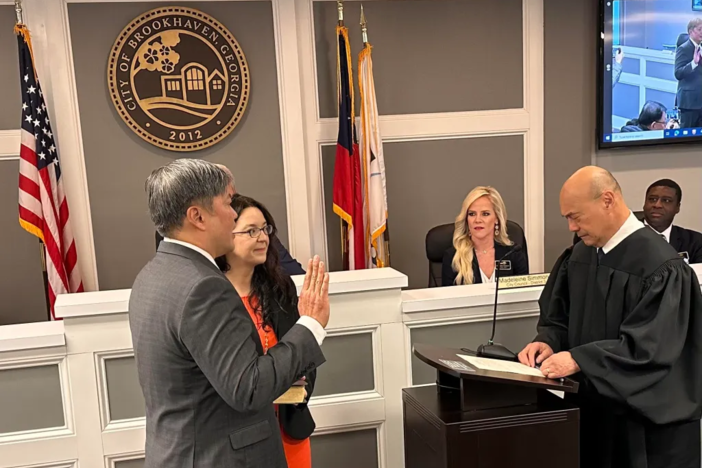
274,379,308,404
457,354,547,378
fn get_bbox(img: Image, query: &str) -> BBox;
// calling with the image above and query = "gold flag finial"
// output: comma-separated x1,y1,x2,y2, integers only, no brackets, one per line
337,0,344,24
14,0,23,24
360,4,368,44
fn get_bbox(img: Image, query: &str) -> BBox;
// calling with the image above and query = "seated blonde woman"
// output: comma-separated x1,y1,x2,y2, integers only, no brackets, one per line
442,186,528,286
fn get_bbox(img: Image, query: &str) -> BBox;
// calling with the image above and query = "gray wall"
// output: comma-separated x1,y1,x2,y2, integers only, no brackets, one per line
543,0,596,268
543,0,702,269
0,162,50,325
0,6,20,130
68,2,287,290
314,0,523,118
322,136,525,289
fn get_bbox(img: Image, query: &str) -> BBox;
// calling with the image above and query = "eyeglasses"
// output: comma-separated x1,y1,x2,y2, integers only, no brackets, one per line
233,224,274,238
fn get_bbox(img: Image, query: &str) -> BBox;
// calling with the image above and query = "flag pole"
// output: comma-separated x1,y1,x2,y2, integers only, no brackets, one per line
337,0,344,26
38,241,51,320
15,0,52,319
14,0,22,23
358,5,391,268
360,4,368,45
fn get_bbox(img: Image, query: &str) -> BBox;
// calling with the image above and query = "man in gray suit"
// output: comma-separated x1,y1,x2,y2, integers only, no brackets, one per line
129,159,329,467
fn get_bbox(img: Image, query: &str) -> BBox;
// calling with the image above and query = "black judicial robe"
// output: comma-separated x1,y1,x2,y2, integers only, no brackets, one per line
536,227,702,468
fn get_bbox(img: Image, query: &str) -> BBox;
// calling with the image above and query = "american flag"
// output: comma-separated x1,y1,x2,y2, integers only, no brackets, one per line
16,25,83,319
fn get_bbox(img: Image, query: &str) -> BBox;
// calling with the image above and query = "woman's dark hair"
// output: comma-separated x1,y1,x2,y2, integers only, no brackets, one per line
215,194,297,328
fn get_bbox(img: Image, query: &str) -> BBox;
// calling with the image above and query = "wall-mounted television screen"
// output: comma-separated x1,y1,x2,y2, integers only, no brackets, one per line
599,0,702,148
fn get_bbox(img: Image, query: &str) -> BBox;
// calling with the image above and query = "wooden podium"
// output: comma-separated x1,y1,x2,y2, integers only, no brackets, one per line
403,344,580,468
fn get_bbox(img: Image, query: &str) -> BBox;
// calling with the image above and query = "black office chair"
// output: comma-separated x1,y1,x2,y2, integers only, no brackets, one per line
425,220,528,288
572,210,644,245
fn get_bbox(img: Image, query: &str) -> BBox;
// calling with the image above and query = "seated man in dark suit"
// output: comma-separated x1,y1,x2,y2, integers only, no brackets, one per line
643,178,702,263
156,229,305,275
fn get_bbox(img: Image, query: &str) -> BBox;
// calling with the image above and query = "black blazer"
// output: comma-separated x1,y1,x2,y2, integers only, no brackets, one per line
670,225,702,264
675,39,702,110
441,242,528,286
155,231,305,276
252,278,317,440
574,225,702,264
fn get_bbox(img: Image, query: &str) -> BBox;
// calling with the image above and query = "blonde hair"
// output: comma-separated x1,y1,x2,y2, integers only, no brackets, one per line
452,186,512,285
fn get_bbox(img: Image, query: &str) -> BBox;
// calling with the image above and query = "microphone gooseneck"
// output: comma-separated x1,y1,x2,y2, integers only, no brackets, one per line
489,245,520,343
476,244,522,361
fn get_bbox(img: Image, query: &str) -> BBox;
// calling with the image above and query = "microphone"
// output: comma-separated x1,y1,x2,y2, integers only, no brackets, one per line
476,245,522,361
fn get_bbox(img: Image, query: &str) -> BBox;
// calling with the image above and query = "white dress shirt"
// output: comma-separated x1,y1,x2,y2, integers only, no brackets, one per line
479,268,495,284
600,211,645,255
643,220,672,244
164,237,218,266
163,237,326,345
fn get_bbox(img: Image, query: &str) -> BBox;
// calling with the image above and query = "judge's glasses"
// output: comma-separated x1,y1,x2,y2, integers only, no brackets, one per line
233,224,274,239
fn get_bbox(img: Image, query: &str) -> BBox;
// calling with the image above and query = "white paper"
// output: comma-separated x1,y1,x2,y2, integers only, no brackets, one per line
456,354,546,378
438,359,475,372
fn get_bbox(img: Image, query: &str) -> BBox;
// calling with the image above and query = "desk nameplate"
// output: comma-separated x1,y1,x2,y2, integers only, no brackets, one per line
498,274,549,290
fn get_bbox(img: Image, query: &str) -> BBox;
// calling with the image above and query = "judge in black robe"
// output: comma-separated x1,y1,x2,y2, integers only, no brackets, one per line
521,167,702,468
539,227,702,467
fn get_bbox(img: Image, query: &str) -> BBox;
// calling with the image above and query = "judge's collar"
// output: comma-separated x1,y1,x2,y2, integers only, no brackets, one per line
600,211,645,254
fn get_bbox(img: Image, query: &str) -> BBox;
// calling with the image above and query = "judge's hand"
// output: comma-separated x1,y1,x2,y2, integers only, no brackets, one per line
298,256,330,328
539,352,580,379
695,46,701,65
518,342,553,368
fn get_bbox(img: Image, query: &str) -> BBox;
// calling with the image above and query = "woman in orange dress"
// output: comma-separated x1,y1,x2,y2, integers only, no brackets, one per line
215,194,321,468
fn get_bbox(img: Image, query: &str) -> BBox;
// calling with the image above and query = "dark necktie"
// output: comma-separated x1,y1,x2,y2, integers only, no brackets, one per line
597,248,605,265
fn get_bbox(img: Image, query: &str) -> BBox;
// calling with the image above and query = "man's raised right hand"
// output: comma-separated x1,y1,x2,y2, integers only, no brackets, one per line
298,256,330,328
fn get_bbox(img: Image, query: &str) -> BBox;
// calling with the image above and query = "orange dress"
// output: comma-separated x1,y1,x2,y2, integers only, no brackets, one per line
241,296,312,468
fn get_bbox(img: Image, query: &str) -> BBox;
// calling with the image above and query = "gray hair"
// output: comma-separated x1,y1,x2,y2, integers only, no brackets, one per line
145,159,232,236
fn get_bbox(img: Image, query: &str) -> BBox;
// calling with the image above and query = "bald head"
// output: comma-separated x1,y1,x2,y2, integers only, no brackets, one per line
561,166,621,201
560,166,630,247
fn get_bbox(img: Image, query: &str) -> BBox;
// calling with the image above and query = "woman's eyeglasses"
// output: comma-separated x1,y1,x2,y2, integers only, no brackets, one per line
233,224,274,238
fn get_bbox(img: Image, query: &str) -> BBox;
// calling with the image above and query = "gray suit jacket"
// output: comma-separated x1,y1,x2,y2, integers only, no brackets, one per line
129,241,325,468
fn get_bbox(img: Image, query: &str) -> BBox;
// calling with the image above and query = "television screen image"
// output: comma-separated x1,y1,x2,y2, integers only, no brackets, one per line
599,0,702,148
